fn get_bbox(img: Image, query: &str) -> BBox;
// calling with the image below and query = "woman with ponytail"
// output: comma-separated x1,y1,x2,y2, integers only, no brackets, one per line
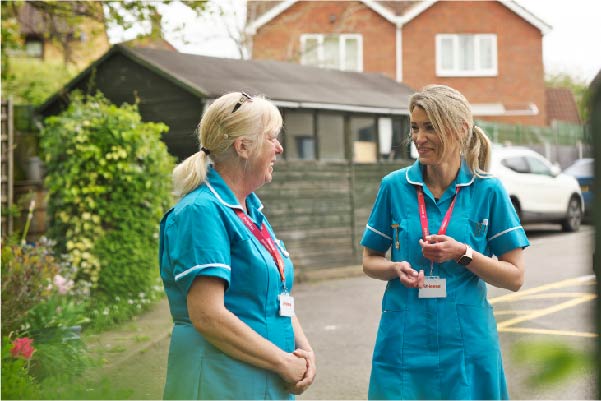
160,92,315,399
362,85,529,399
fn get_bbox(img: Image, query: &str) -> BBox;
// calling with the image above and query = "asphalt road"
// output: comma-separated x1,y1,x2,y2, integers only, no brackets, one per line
296,224,597,400
99,224,597,399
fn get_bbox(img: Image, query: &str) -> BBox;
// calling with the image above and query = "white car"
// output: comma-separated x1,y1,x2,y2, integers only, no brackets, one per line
489,147,584,232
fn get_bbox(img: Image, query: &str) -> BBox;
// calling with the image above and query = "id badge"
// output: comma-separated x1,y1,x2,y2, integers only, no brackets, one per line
419,276,446,298
279,293,295,316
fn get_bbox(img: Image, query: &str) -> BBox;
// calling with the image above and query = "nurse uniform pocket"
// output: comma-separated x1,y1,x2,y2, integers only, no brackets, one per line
372,310,406,368
468,218,489,249
390,219,409,262
455,303,500,358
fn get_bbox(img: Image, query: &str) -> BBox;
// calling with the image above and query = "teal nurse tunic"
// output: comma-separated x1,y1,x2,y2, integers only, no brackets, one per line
361,159,529,400
159,166,295,400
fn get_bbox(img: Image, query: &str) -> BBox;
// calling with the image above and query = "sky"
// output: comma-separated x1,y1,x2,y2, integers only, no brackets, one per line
110,0,601,83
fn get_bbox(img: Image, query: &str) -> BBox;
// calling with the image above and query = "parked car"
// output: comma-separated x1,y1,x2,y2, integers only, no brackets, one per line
489,147,584,232
564,158,594,216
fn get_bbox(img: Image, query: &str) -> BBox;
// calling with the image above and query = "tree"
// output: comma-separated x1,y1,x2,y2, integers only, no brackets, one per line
545,72,592,122
1,1,208,104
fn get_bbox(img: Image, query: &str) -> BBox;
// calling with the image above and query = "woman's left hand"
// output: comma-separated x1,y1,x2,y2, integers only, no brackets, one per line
287,348,316,395
419,234,464,263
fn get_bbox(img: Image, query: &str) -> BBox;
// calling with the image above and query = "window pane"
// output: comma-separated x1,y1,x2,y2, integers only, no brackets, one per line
317,113,345,160
440,37,454,70
502,157,529,173
351,117,376,163
284,111,315,160
389,117,410,160
458,35,474,71
527,157,551,176
323,35,340,69
302,38,319,66
25,40,43,58
344,37,359,71
478,36,494,69
378,118,392,157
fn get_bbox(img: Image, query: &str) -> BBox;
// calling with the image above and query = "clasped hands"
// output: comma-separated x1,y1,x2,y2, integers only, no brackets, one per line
282,348,316,395
393,234,464,288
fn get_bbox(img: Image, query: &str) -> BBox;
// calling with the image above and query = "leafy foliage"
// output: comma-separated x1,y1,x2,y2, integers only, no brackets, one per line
1,337,41,400
1,58,78,105
1,238,61,337
546,72,592,122
512,340,592,386
40,92,174,299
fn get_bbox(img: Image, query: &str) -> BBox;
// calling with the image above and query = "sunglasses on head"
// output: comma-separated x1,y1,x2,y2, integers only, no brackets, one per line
232,92,253,114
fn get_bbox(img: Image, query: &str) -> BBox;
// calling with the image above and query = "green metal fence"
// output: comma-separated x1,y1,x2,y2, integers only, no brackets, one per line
476,120,589,147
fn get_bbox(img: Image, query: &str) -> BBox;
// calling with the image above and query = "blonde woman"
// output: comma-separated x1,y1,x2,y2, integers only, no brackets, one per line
362,85,528,399
160,92,316,399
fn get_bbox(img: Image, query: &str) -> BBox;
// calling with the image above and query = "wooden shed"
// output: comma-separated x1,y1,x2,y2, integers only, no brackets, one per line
39,44,416,272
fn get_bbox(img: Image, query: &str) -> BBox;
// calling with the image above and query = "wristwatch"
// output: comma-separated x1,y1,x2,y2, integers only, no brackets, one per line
456,244,473,266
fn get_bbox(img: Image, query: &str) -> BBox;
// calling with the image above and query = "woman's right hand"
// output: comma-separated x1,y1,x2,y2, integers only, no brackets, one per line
392,261,424,288
279,352,308,384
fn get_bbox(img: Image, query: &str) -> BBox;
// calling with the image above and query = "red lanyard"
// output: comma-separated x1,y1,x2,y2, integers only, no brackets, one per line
416,186,460,240
234,209,286,284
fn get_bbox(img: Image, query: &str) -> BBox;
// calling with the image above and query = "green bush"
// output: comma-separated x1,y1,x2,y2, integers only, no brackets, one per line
1,238,61,337
1,336,41,400
40,92,174,300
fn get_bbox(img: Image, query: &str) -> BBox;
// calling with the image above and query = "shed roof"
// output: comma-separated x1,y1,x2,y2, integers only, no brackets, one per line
545,87,581,125
39,44,414,115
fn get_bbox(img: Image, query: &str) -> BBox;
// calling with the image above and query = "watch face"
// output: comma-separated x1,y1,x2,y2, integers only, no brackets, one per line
458,256,472,266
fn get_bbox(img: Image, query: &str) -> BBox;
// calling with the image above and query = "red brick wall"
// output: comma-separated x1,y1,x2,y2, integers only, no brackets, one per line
402,1,546,126
252,1,397,80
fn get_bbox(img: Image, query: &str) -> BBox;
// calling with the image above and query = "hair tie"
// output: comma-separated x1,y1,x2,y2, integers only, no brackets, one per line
200,146,211,156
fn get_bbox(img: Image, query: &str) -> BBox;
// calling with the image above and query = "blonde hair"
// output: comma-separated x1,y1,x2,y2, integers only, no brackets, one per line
172,92,283,197
409,84,491,174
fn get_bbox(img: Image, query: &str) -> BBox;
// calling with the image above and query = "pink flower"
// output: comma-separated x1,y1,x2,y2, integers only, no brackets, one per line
11,337,35,360
53,274,74,294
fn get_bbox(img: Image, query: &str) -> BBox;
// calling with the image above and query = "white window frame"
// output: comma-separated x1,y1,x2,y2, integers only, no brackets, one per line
436,34,497,77
300,34,363,72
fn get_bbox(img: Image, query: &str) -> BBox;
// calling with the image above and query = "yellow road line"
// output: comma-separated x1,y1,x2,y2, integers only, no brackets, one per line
497,294,597,329
498,326,598,338
490,275,596,304
521,292,593,300
493,309,540,316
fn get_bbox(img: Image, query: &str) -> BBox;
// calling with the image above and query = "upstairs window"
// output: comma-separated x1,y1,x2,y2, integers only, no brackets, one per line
300,34,362,72
24,35,44,58
436,34,497,76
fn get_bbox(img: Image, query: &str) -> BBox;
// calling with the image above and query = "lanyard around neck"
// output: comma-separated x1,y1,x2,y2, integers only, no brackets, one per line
234,209,286,285
416,186,460,240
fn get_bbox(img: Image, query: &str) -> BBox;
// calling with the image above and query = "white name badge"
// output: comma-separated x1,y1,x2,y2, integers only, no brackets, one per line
279,293,295,316
419,277,447,298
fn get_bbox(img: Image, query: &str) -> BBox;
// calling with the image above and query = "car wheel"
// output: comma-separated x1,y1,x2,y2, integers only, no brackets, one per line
561,197,582,232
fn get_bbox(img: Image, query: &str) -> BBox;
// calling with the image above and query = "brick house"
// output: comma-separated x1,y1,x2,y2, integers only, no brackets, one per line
247,0,552,126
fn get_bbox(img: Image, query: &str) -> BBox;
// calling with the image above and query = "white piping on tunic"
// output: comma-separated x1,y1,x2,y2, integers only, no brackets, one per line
366,224,392,240
206,180,243,210
406,166,475,187
406,169,423,186
206,180,265,212
489,226,524,241
175,263,231,281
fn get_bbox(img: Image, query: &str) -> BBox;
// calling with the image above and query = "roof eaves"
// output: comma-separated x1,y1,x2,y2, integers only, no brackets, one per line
246,0,297,35
498,0,552,35
37,45,120,115
361,0,399,25
247,0,401,34
397,0,437,25
117,45,207,98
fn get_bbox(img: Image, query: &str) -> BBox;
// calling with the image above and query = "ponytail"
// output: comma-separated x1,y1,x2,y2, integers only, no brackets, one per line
464,125,492,174
172,151,209,198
